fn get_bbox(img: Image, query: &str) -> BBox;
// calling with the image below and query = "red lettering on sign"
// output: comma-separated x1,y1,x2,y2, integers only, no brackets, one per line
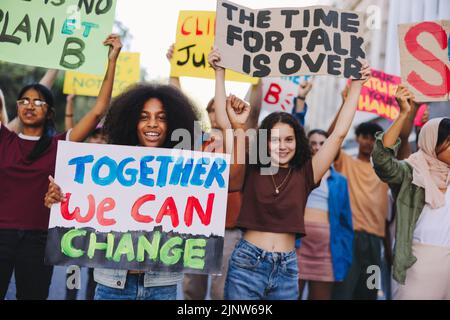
184,193,215,227
156,197,180,228
131,194,155,223
405,22,449,98
264,83,282,105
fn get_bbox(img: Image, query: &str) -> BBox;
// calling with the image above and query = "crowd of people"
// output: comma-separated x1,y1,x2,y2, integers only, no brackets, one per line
0,34,449,301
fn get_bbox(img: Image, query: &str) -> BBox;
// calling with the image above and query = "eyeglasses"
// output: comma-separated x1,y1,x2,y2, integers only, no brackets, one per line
17,98,48,108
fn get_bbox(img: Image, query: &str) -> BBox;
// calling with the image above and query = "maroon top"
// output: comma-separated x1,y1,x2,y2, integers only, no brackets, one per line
0,124,68,230
237,160,317,238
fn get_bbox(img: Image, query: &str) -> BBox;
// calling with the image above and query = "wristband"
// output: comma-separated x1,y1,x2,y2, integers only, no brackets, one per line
65,114,74,117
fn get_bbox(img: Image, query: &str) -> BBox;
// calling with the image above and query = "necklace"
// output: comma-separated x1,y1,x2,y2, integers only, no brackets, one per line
270,168,292,196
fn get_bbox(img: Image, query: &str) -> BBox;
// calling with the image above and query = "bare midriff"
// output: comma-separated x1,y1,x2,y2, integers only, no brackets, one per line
244,230,296,252
304,208,329,224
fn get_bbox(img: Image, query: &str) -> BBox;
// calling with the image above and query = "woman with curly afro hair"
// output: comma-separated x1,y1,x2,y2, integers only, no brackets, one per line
45,82,200,300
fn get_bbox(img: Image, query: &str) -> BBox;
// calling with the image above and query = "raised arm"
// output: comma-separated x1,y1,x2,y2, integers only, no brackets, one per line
65,94,75,130
69,34,122,142
292,79,313,126
39,69,59,89
313,63,371,184
0,89,7,125
372,87,413,186
209,48,231,130
167,43,181,90
245,80,262,130
327,85,349,136
225,95,251,192
382,84,414,148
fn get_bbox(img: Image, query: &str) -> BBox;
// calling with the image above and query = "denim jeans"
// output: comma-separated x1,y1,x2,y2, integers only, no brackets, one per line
94,273,177,300
224,239,299,300
0,229,53,300
333,231,382,300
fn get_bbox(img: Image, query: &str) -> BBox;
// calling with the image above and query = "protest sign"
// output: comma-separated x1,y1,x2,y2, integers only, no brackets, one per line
170,10,257,84
259,76,311,123
214,0,366,78
352,69,401,121
398,20,450,102
45,141,230,274
63,52,140,97
347,69,428,121
0,0,117,75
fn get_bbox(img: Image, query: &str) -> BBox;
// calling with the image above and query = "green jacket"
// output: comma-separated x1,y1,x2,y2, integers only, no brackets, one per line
372,132,425,285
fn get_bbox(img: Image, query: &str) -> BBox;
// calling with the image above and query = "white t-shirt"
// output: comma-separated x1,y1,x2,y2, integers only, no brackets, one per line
413,187,450,247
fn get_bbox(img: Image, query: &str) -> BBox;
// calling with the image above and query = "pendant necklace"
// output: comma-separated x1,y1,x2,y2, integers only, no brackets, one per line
270,168,292,196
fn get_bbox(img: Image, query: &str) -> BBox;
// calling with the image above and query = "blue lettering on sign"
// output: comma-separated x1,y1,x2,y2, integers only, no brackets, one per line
92,156,117,186
68,155,94,184
66,154,228,189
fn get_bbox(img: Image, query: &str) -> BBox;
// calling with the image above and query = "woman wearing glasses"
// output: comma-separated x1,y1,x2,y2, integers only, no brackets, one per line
0,34,122,300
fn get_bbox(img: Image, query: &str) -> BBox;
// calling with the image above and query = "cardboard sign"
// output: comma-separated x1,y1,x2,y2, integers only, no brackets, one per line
45,142,230,274
398,20,450,102
352,69,401,121
0,0,117,75
259,76,311,123
215,0,366,78
63,52,140,97
170,11,257,84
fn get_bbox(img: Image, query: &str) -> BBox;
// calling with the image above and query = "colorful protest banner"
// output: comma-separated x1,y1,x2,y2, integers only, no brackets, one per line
171,10,257,84
45,141,230,274
259,76,311,123
63,52,140,97
398,20,450,102
352,69,401,121
0,0,117,75
214,0,366,78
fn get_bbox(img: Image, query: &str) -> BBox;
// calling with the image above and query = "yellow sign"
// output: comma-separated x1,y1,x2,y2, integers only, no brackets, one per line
171,11,257,84
64,52,141,97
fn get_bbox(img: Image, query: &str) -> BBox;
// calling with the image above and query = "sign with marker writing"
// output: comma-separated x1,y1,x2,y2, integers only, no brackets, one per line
0,0,117,75
398,20,450,102
45,141,230,274
171,10,257,84
63,52,140,97
215,0,366,78
259,76,311,124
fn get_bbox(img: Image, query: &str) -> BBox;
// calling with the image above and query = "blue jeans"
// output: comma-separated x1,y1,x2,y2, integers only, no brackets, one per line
94,273,177,300
224,239,298,300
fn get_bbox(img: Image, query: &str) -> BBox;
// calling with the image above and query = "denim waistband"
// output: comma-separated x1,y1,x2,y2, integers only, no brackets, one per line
237,239,296,262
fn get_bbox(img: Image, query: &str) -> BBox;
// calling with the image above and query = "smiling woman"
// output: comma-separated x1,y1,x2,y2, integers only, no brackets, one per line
45,81,202,300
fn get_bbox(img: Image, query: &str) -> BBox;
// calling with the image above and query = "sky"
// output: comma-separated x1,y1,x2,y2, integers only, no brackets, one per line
114,0,320,110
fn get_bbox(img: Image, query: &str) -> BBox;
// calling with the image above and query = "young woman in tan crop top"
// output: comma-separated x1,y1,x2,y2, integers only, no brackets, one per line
208,48,371,300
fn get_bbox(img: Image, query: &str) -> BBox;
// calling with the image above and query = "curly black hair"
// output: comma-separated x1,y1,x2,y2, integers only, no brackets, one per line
355,121,383,138
254,112,311,169
103,83,199,150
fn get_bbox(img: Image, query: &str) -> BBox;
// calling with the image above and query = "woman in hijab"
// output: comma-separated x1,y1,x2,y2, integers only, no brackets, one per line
372,84,450,300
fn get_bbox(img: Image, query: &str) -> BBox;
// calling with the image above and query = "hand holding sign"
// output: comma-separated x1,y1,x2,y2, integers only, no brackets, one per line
45,176,66,209
208,48,225,72
166,43,176,62
104,34,123,62
226,95,251,129
350,61,371,86
395,84,415,115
